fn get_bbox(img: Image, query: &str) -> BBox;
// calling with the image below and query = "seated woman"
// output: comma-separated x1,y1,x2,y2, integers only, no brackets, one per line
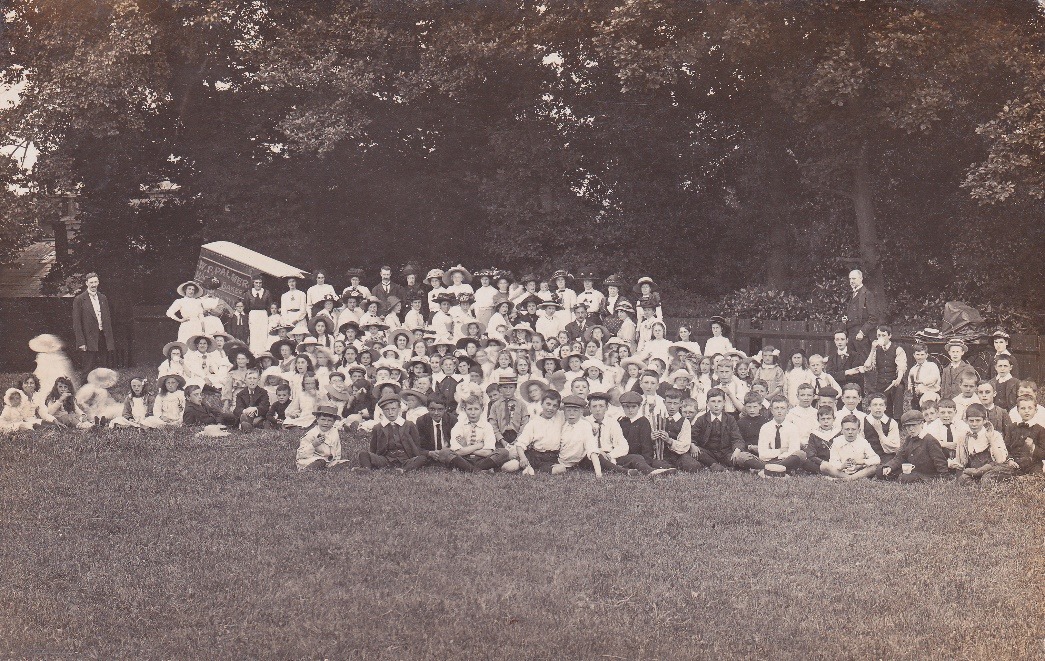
45,377,94,429
17,374,56,426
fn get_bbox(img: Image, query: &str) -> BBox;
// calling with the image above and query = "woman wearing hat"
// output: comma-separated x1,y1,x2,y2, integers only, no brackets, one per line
166,281,206,344
472,268,500,326
611,300,637,350
184,335,218,390
601,274,628,322
199,278,230,337
443,265,474,299
222,346,256,408
633,277,663,319
382,296,404,330
704,316,734,358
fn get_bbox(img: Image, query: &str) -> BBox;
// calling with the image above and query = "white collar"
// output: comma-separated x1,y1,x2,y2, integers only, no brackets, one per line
996,374,1012,383
385,417,405,427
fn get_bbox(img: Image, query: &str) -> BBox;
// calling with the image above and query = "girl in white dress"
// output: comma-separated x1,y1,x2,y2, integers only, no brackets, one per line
784,349,815,406
153,375,187,427
284,373,321,429
704,316,735,358
157,342,188,378
166,281,206,344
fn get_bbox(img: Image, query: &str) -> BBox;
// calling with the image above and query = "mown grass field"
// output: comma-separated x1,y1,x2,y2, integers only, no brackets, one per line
2,419,1044,659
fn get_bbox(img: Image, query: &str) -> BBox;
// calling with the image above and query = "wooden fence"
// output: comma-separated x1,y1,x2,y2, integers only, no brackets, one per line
665,316,1045,385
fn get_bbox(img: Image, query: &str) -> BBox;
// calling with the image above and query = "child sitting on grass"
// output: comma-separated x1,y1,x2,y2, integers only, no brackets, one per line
111,377,165,429
822,415,880,481
1006,395,1045,475
183,384,238,427
429,395,509,473
296,405,350,471
1,388,41,433
43,377,94,429
802,405,840,475
265,383,293,429
950,403,1015,485
880,410,949,483
154,375,187,427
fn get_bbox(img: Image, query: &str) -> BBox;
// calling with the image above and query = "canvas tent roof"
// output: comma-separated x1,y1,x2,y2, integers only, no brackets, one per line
200,241,310,279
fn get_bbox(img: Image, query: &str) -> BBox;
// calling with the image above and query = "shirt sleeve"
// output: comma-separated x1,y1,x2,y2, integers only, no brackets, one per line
757,422,781,460
895,347,908,381
449,420,468,451
670,419,692,454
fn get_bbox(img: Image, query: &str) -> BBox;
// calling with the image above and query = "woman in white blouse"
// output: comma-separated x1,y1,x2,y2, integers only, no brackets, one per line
166,281,206,344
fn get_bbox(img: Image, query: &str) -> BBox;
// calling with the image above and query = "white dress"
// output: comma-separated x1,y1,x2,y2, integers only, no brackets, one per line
167,297,206,344
704,336,734,358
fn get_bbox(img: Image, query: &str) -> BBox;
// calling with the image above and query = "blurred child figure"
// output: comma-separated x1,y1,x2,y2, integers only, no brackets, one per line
296,405,350,471
76,368,123,425
16,374,55,426
29,334,75,396
1,389,40,432
110,377,165,429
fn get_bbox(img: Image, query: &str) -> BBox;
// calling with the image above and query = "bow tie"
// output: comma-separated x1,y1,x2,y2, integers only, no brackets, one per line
1018,422,1031,429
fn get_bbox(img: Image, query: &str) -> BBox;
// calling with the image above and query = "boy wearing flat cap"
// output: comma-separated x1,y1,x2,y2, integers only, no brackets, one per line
940,339,979,401
296,405,349,471
356,395,428,471
880,410,949,482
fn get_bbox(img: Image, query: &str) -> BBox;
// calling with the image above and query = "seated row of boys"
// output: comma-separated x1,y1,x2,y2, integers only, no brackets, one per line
296,368,1045,483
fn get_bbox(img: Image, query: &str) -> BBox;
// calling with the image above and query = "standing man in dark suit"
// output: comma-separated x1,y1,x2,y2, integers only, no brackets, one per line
371,266,407,310
843,269,879,360
71,272,115,371
416,395,457,453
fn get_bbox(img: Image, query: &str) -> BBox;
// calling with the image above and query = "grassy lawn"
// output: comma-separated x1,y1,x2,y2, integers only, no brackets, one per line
1,418,1043,658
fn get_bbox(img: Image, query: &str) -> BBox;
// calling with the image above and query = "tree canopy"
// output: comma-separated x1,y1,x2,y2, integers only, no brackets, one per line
1,1,1042,328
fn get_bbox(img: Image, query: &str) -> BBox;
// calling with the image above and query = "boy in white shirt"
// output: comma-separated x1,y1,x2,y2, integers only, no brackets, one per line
507,390,565,474
1008,381,1045,427
784,383,818,443
952,375,980,420
835,383,866,428
862,393,902,461
431,395,509,472
924,398,969,458
906,343,941,410
714,361,749,415
808,354,841,399
556,395,595,472
822,415,880,480
758,396,807,473
295,405,349,471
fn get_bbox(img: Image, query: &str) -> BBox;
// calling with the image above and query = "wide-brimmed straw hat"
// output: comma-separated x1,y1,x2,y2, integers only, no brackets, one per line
158,373,186,391
162,341,188,360
87,367,120,389
176,281,202,298
425,268,446,282
187,334,214,351
308,313,336,336
442,265,473,286
633,276,658,294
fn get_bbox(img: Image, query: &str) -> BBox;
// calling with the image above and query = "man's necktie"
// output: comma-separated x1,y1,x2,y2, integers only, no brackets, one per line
945,424,953,446
434,421,442,449
774,424,782,450
595,423,603,450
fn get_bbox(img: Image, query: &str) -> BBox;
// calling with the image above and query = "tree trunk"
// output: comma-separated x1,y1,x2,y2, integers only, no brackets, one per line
852,141,887,320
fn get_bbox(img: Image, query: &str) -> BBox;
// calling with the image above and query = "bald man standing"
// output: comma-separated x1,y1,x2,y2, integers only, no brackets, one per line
842,269,879,360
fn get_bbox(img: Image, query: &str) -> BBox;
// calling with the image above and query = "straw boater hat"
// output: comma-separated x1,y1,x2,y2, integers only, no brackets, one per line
28,334,63,353
442,265,473,286
432,292,458,305
87,367,120,389
991,329,1011,340
667,369,692,383
538,300,563,311
269,338,297,358
425,268,446,283
314,404,341,419
187,334,214,351
158,373,187,391
346,364,368,377
633,276,658,294
550,269,573,283
162,341,188,360
944,338,969,354
176,281,202,298
615,300,635,314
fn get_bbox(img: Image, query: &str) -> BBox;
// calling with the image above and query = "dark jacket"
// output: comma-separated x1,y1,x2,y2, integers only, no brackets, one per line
266,399,292,426
692,413,745,463
826,349,863,388
72,290,115,352
416,411,457,451
619,416,654,462
885,433,949,476
234,387,269,418
844,286,879,338
369,420,425,459
184,399,234,426
1006,422,1045,473
226,312,250,344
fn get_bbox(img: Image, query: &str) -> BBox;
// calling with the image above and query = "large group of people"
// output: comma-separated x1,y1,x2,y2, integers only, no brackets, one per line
4,266,1044,484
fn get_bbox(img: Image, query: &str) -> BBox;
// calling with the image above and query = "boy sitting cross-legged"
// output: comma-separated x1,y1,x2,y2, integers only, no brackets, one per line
295,405,350,471
821,415,880,480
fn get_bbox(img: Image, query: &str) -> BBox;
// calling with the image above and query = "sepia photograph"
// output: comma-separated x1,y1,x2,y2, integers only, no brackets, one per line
1,1,1043,658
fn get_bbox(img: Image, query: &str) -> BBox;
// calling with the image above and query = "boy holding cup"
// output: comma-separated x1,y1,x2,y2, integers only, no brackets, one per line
880,410,949,483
